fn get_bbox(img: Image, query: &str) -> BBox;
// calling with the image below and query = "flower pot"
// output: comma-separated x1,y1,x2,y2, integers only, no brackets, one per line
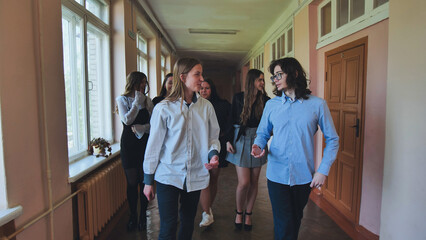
93,146,103,155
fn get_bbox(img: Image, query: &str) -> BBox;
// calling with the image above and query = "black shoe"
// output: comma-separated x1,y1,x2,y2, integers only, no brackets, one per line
127,215,137,232
235,210,243,230
244,211,252,231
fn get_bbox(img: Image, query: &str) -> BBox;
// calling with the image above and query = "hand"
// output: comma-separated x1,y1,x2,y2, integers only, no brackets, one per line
133,90,146,108
310,172,326,190
251,144,265,158
144,185,155,201
226,142,235,153
132,124,150,134
205,155,219,170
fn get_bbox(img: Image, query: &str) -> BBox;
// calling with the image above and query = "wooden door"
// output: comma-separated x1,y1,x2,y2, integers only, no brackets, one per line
323,40,366,223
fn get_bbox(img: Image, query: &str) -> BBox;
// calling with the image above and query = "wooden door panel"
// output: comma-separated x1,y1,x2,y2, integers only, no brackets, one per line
339,163,355,212
326,54,342,103
325,161,338,198
343,55,361,104
323,42,365,224
341,110,357,159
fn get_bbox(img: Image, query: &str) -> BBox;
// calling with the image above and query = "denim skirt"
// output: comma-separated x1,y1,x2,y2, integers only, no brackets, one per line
226,125,267,168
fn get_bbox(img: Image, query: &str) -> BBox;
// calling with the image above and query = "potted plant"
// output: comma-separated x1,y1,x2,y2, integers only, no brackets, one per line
88,137,112,157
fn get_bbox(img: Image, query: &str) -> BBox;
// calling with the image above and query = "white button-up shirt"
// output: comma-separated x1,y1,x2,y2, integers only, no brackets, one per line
143,93,220,192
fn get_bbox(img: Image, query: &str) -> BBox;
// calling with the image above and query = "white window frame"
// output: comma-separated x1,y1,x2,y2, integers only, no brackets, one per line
317,0,389,49
270,23,294,61
0,108,7,211
62,0,112,162
137,33,149,77
252,51,264,71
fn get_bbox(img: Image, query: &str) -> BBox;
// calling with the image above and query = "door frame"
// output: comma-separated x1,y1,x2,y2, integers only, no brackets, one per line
323,36,368,225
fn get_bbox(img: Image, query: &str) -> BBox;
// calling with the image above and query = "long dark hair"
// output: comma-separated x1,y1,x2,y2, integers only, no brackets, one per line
202,78,220,102
159,73,173,98
122,71,149,96
240,69,267,126
269,57,311,99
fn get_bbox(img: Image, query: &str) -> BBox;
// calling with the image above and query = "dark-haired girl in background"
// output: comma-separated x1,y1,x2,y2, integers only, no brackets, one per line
152,73,173,106
226,69,270,231
198,78,231,227
116,71,154,231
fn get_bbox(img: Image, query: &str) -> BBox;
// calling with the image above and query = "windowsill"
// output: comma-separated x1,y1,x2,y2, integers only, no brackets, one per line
68,143,120,183
0,206,23,227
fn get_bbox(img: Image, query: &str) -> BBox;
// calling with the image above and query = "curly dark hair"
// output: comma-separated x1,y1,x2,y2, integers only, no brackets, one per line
269,57,311,99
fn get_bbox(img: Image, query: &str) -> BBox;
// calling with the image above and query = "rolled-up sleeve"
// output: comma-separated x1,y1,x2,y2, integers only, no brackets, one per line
317,100,339,176
143,104,168,185
207,103,221,160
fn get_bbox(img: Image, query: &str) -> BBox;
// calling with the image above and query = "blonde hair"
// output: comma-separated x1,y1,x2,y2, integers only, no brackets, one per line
166,58,202,110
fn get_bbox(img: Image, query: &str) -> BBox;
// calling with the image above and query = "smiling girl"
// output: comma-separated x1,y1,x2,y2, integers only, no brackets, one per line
143,58,220,240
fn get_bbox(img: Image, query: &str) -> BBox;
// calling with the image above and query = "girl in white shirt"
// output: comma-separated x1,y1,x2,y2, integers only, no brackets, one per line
143,58,221,240
116,71,154,231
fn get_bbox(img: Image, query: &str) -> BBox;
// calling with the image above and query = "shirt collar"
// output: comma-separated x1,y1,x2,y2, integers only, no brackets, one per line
281,92,304,104
183,92,199,105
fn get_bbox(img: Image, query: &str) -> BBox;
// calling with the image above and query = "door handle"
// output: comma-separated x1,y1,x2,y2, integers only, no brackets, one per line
350,119,360,137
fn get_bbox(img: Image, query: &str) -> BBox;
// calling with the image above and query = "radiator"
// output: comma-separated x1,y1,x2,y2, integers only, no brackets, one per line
77,159,127,240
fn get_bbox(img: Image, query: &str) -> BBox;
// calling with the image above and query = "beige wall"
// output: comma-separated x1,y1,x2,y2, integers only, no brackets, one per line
381,0,426,239
0,0,72,239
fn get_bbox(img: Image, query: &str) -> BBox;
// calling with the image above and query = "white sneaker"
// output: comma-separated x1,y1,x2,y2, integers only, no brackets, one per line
199,208,214,227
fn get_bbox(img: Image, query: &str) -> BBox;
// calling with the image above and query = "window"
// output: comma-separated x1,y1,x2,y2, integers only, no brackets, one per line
161,54,166,81
252,52,264,70
62,0,112,161
271,24,294,60
137,34,148,76
318,0,389,48
72,0,109,24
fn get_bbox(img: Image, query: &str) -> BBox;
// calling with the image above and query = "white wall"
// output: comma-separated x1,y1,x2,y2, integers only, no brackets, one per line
381,0,426,239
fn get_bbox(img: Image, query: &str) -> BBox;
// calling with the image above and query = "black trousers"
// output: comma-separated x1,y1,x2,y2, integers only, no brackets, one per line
267,180,311,240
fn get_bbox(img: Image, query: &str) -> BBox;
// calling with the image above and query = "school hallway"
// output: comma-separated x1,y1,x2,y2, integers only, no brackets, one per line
100,165,351,240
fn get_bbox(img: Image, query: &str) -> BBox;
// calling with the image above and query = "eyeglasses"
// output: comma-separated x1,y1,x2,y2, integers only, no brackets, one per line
270,72,284,82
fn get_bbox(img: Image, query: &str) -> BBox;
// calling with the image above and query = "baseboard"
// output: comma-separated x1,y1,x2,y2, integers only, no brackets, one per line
309,190,379,240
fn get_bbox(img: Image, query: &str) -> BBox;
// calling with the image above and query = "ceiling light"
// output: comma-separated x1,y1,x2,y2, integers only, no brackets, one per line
188,28,239,35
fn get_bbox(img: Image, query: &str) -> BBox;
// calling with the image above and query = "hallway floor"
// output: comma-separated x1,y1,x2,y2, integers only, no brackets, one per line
101,165,351,240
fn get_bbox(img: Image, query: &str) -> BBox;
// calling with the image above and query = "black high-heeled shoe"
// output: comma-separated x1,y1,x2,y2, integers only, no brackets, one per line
127,214,137,232
244,211,252,231
235,210,243,230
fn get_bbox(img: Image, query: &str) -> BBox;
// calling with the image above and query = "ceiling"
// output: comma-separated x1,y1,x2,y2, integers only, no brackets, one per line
142,0,293,72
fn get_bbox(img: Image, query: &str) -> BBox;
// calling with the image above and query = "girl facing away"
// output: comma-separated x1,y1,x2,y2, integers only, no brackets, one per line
115,71,154,231
143,58,221,240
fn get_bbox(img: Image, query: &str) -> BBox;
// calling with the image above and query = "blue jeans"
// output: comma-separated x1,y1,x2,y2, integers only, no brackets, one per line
156,181,201,240
267,180,311,240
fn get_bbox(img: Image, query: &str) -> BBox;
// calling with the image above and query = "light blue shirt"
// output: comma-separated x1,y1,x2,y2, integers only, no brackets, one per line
143,93,220,192
254,94,339,186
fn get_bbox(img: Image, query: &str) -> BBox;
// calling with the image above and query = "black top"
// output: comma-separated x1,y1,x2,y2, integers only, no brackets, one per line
226,92,270,142
209,98,231,166
152,96,165,106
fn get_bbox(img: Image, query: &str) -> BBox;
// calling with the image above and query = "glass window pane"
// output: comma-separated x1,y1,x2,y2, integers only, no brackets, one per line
374,0,388,8
161,55,165,67
287,28,293,53
137,35,147,54
62,7,87,157
351,0,365,21
321,2,332,36
276,38,281,58
86,0,109,23
337,0,349,28
261,52,264,67
87,23,112,141
272,43,276,60
74,0,83,4
280,35,286,57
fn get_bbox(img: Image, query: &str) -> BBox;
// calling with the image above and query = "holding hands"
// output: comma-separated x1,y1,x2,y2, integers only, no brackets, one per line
205,155,219,170
251,144,265,158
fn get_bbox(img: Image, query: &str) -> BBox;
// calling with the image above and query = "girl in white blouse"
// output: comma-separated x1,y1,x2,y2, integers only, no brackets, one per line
116,71,153,231
143,58,220,240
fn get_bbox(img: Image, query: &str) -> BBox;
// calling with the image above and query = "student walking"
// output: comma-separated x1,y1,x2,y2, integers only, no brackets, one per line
226,69,270,231
116,71,153,231
252,57,339,240
143,58,221,240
